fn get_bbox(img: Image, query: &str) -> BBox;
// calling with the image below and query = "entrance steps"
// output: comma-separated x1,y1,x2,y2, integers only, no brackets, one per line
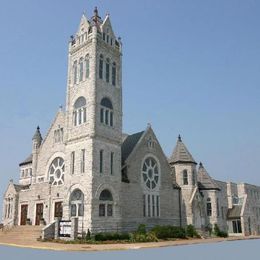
0,225,43,243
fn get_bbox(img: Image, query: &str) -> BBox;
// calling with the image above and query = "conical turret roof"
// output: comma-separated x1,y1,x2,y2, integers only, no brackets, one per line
32,126,42,143
197,162,220,190
169,135,197,164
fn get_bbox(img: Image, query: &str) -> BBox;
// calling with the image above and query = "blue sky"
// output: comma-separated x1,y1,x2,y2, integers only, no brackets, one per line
0,0,260,218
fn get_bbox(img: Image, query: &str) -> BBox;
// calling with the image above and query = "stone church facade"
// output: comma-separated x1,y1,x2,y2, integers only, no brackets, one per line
2,8,260,237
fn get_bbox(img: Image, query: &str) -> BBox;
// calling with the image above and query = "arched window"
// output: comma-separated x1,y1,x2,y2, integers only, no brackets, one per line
232,195,240,205
99,189,113,217
142,157,160,218
100,97,113,127
112,62,116,86
105,58,110,83
70,189,84,217
99,54,103,79
206,198,212,216
73,97,87,126
79,58,84,82
183,170,188,185
85,54,90,79
48,157,65,186
73,61,77,84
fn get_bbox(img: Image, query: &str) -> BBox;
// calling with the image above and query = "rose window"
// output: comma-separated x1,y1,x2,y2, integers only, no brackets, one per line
142,157,159,189
49,157,65,186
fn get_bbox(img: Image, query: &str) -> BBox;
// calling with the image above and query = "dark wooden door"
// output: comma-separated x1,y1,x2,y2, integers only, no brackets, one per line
35,203,43,225
20,205,28,225
54,202,63,218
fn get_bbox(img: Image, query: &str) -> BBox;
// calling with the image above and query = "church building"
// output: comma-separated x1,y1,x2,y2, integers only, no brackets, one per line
2,8,260,237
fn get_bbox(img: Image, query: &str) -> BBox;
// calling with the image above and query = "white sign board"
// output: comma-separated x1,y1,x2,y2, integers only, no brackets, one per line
59,220,72,237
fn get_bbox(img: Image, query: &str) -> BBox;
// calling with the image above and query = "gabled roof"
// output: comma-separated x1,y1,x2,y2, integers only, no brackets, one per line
197,162,220,191
19,154,32,167
169,135,197,164
121,131,144,165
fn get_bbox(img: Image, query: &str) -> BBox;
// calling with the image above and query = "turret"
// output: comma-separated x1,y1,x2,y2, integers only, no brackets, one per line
169,135,197,188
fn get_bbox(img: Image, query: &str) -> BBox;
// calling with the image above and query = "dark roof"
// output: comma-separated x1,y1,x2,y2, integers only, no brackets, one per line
121,131,144,165
197,163,220,191
169,135,196,165
227,205,242,219
32,126,43,143
13,184,30,192
19,154,33,166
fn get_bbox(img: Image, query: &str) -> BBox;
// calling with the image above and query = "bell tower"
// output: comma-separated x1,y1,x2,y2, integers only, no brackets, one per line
64,7,123,232
65,7,122,143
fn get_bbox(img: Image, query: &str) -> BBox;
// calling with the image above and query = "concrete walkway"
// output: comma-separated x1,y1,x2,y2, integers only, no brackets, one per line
0,227,259,252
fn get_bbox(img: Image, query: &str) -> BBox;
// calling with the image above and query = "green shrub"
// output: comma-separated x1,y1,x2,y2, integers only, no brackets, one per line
137,224,146,234
213,224,228,238
94,232,130,241
186,225,200,238
130,231,158,242
151,225,186,239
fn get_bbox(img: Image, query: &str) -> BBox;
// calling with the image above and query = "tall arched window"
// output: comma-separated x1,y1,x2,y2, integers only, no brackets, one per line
105,58,110,83
73,97,87,126
142,157,160,218
99,54,103,79
100,97,113,127
73,61,77,84
79,58,84,82
183,169,188,185
206,198,212,216
112,62,116,86
99,189,113,217
70,189,84,217
85,54,90,79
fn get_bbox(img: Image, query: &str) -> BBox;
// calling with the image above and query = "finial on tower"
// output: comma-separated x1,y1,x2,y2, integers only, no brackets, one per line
92,6,101,26
94,6,98,16
178,135,182,142
199,162,204,168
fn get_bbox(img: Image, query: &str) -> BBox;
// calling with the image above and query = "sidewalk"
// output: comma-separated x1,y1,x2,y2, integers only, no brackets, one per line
0,234,260,252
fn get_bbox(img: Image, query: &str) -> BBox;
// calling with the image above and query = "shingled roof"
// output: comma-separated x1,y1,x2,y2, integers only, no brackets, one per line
121,131,144,165
19,154,33,167
227,205,242,219
14,184,30,192
169,135,196,164
197,162,220,191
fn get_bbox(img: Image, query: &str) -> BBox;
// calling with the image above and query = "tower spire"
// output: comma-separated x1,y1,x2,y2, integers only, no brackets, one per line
92,6,101,25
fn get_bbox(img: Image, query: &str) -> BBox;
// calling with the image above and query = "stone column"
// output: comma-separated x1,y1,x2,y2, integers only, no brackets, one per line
54,219,60,239
71,217,78,240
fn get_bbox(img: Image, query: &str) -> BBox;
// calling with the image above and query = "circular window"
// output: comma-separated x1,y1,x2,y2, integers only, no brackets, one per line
142,157,159,190
49,157,65,186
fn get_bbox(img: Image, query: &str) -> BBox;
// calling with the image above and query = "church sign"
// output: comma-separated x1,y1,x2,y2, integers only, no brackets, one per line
59,220,72,237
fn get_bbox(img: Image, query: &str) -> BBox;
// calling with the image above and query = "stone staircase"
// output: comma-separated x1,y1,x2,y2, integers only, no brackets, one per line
0,225,43,245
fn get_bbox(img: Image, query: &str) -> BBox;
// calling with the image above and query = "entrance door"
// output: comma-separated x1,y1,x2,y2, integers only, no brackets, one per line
35,203,43,225
20,205,28,225
54,202,63,219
